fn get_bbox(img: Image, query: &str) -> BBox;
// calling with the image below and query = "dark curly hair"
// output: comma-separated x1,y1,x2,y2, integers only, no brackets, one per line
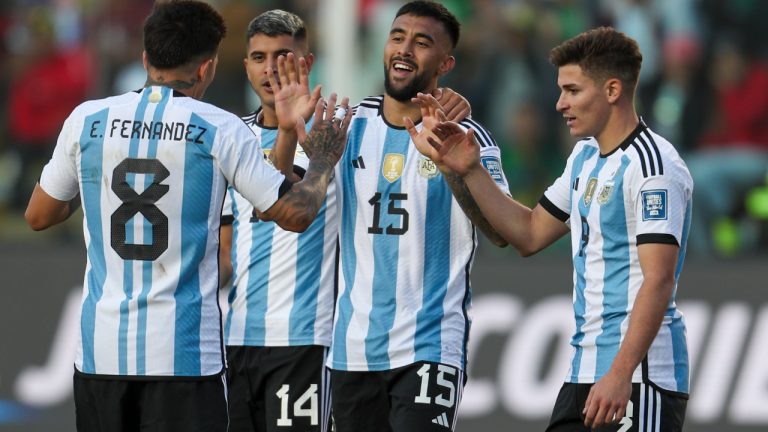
143,0,227,69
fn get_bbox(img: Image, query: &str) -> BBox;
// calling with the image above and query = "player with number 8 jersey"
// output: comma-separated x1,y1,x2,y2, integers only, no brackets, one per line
25,2,349,430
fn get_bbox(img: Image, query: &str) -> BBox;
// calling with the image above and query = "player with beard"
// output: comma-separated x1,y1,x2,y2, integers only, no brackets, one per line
326,2,510,431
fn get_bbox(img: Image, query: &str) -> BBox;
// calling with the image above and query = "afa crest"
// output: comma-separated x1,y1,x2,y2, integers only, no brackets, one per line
597,180,615,205
382,153,405,183
417,157,439,179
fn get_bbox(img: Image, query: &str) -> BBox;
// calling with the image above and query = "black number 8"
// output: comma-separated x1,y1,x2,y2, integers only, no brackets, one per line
111,158,170,261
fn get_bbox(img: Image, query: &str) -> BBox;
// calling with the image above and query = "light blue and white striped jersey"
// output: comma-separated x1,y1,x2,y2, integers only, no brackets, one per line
39,86,286,377
223,110,336,347
540,120,693,393
329,96,509,372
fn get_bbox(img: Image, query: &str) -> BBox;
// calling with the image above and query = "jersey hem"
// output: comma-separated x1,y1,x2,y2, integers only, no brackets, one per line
74,366,225,381
327,355,463,372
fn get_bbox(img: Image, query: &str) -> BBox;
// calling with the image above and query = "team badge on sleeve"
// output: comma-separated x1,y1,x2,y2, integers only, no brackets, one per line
642,189,668,220
481,156,504,185
382,153,405,183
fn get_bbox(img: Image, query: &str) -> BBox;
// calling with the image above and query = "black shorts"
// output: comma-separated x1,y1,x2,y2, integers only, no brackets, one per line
73,369,228,432
546,382,687,432
226,345,331,432
331,361,466,432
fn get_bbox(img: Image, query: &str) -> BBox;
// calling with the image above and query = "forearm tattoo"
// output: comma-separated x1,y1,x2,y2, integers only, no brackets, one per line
280,119,345,220
444,172,507,245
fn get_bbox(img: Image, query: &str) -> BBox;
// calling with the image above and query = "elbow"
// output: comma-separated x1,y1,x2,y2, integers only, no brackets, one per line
276,212,313,233
25,211,51,231
515,243,540,257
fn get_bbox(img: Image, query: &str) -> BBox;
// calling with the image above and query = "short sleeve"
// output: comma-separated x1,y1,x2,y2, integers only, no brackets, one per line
460,118,509,194
541,144,582,223
39,115,80,201
215,121,286,213
634,166,692,246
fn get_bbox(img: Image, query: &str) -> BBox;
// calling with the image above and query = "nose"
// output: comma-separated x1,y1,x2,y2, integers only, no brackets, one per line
555,92,568,113
264,56,279,75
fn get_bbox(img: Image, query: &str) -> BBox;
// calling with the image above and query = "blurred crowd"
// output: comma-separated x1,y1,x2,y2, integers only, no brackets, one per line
1,0,767,258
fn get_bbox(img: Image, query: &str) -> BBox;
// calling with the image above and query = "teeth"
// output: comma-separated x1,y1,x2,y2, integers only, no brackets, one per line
394,63,413,71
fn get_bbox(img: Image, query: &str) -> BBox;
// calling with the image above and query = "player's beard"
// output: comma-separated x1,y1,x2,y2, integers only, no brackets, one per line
384,64,432,102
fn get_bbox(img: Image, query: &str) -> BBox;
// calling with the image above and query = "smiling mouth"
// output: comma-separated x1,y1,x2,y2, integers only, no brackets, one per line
391,59,416,76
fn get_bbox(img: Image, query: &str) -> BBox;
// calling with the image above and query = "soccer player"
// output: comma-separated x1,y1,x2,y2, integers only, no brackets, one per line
411,27,692,431
219,10,332,432
219,9,472,432
327,2,509,431
23,1,351,431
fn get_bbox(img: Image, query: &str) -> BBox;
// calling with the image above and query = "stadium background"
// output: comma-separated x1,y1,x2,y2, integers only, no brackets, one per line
0,0,766,430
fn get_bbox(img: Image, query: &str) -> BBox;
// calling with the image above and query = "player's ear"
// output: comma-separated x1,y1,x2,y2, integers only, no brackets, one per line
304,53,315,72
437,55,455,77
142,51,149,71
605,78,622,104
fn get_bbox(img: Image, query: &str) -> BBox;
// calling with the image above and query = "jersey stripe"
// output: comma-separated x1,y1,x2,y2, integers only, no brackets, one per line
136,86,171,374
594,155,631,377
119,89,151,374
247,220,276,345
224,188,241,340
333,117,368,366
630,142,649,178
80,109,109,373
174,113,216,375
414,171,452,360
460,118,495,147
365,128,410,368
290,201,327,343
569,144,599,380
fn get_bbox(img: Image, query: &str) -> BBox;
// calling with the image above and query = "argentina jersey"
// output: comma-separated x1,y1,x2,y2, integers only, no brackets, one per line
38,86,285,377
223,110,336,347
329,96,509,372
540,120,693,393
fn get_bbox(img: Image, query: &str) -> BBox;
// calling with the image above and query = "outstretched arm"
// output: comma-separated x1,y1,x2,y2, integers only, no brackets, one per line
269,53,322,180
406,93,568,254
260,94,351,232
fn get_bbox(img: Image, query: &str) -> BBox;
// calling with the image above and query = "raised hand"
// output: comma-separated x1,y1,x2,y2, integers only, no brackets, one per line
267,52,322,132
405,93,480,177
431,87,471,121
297,93,351,163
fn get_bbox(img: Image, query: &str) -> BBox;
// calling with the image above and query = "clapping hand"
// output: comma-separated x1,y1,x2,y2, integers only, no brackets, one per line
404,92,481,177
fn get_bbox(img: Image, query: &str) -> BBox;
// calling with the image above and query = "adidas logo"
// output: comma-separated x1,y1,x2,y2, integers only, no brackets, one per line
351,155,366,169
432,412,449,428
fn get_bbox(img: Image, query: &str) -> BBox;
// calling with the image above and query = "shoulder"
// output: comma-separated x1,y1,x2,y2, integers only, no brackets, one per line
457,117,498,148
623,126,690,182
350,95,383,119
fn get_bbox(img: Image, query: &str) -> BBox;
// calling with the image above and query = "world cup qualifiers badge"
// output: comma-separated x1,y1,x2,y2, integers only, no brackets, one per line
418,157,439,179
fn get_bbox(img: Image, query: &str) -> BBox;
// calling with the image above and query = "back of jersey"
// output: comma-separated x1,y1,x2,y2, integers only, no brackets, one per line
40,86,285,377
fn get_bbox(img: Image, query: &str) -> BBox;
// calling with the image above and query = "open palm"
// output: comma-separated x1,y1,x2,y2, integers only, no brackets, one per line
269,52,322,131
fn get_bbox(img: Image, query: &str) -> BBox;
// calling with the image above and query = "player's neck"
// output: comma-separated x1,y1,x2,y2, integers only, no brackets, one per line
258,105,278,128
382,94,421,128
595,107,639,155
